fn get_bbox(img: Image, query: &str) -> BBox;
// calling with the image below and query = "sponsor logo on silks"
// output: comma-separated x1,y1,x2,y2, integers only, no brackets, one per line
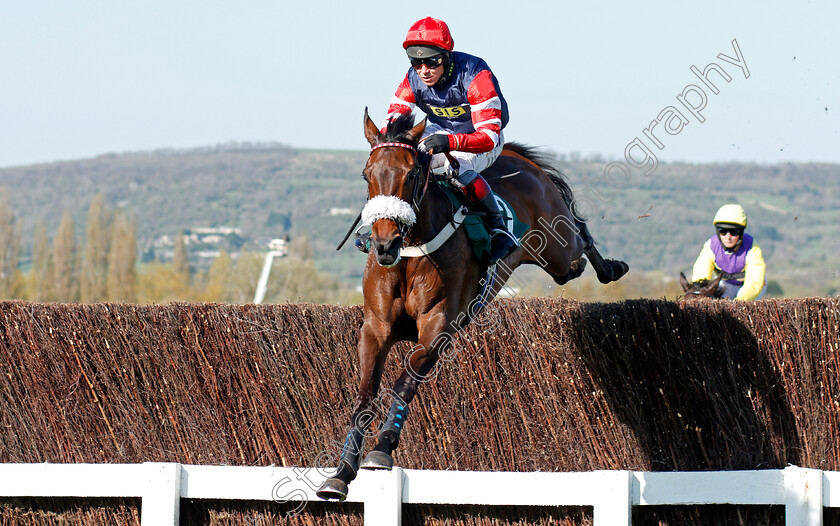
427,104,468,118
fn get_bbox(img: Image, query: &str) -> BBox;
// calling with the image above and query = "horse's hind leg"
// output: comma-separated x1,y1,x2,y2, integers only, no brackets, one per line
522,211,589,285
575,218,629,284
551,257,587,286
527,213,627,286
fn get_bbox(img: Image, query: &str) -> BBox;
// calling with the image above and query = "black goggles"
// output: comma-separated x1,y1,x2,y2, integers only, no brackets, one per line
410,55,444,69
717,227,744,236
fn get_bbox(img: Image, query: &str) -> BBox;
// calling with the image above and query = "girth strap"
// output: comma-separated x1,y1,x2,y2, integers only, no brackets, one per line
720,270,746,280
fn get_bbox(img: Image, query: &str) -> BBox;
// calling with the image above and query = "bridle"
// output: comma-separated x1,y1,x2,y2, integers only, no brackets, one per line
367,141,433,235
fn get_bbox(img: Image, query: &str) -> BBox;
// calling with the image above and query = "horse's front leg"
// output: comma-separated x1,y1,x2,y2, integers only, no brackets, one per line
360,310,450,471
317,319,391,501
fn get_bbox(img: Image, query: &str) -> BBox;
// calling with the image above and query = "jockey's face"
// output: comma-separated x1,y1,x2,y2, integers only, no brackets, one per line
413,62,444,86
718,230,742,249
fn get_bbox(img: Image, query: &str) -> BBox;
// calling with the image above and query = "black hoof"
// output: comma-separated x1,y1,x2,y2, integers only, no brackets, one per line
316,478,349,501
553,258,588,286
612,260,630,281
360,450,394,471
598,259,629,284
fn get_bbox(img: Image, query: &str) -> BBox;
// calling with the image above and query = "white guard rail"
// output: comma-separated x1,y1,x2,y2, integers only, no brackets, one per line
0,463,836,525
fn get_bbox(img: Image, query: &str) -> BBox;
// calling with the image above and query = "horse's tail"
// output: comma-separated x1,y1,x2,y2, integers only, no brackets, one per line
502,142,584,222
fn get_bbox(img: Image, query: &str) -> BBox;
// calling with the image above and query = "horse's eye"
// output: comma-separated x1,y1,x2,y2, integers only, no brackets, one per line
361,172,369,182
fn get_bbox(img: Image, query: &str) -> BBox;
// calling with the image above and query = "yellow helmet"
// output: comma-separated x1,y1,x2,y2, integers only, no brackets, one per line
713,204,748,228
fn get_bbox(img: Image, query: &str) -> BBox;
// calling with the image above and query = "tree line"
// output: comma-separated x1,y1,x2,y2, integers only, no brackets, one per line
0,189,360,305
1,189,138,302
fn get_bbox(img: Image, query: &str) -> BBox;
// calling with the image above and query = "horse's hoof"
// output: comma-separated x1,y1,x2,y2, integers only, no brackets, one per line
614,260,630,280
598,259,630,284
316,478,348,501
360,450,393,471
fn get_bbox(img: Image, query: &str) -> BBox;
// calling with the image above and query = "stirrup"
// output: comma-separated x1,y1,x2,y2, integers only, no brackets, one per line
492,228,519,245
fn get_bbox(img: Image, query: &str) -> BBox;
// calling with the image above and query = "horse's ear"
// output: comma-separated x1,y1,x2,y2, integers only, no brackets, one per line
406,117,427,143
364,107,380,147
703,274,723,294
679,272,691,292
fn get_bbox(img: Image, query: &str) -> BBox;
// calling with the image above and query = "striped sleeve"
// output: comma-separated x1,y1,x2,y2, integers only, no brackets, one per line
381,74,416,132
450,69,503,153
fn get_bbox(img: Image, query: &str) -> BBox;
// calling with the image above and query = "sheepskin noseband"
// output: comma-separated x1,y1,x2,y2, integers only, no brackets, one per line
361,195,417,228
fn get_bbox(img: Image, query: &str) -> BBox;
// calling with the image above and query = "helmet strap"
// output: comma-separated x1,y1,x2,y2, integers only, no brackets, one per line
436,52,454,85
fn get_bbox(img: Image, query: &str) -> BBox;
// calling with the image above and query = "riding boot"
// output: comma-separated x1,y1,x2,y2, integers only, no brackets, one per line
477,194,519,263
462,174,519,264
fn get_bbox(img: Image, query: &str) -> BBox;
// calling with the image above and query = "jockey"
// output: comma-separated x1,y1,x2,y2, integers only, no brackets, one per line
379,16,518,264
691,204,767,300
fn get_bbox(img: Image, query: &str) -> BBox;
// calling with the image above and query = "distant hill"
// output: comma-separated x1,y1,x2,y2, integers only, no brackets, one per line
1,144,838,297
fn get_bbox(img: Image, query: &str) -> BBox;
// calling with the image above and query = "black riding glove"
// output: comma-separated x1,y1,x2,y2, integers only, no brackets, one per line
419,134,451,154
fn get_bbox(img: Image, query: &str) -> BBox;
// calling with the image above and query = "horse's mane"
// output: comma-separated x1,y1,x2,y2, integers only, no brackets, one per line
382,113,420,146
502,142,581,221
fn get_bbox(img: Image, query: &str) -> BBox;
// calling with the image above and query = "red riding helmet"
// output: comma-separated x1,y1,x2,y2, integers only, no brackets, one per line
402,17,454,53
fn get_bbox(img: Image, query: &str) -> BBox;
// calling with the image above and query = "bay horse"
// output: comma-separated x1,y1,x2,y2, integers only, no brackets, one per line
679,271,724,299
316,109,629,500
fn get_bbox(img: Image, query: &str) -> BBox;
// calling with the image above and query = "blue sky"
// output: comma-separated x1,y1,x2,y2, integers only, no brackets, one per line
2,1,838,168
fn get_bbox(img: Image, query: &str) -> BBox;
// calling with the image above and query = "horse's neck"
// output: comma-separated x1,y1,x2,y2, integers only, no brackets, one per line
406,184,453,246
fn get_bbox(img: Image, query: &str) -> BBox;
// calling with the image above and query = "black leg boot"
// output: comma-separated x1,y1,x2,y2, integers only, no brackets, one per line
475,193,519,264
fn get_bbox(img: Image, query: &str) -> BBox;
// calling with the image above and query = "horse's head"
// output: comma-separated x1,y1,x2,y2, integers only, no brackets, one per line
679,271,724,299
361,108,427,267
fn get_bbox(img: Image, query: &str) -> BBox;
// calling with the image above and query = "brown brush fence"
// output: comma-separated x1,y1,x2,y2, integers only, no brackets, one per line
0,297,838,525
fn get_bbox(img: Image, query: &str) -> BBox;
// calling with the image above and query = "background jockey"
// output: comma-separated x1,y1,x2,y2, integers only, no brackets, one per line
381,17,518,264
691,204,767,300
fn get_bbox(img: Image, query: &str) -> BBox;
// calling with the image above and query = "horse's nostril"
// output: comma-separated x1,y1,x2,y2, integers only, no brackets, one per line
375,237,402,256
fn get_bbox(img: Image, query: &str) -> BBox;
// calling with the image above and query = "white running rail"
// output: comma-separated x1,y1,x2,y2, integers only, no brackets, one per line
0,464,835,525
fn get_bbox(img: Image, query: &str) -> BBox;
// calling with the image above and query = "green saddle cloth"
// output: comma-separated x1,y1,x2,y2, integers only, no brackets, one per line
437,181,530,261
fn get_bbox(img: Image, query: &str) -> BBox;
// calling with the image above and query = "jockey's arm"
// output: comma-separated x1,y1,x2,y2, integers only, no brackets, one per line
448,70,503,154
691,240,716,282
735,245,766,301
